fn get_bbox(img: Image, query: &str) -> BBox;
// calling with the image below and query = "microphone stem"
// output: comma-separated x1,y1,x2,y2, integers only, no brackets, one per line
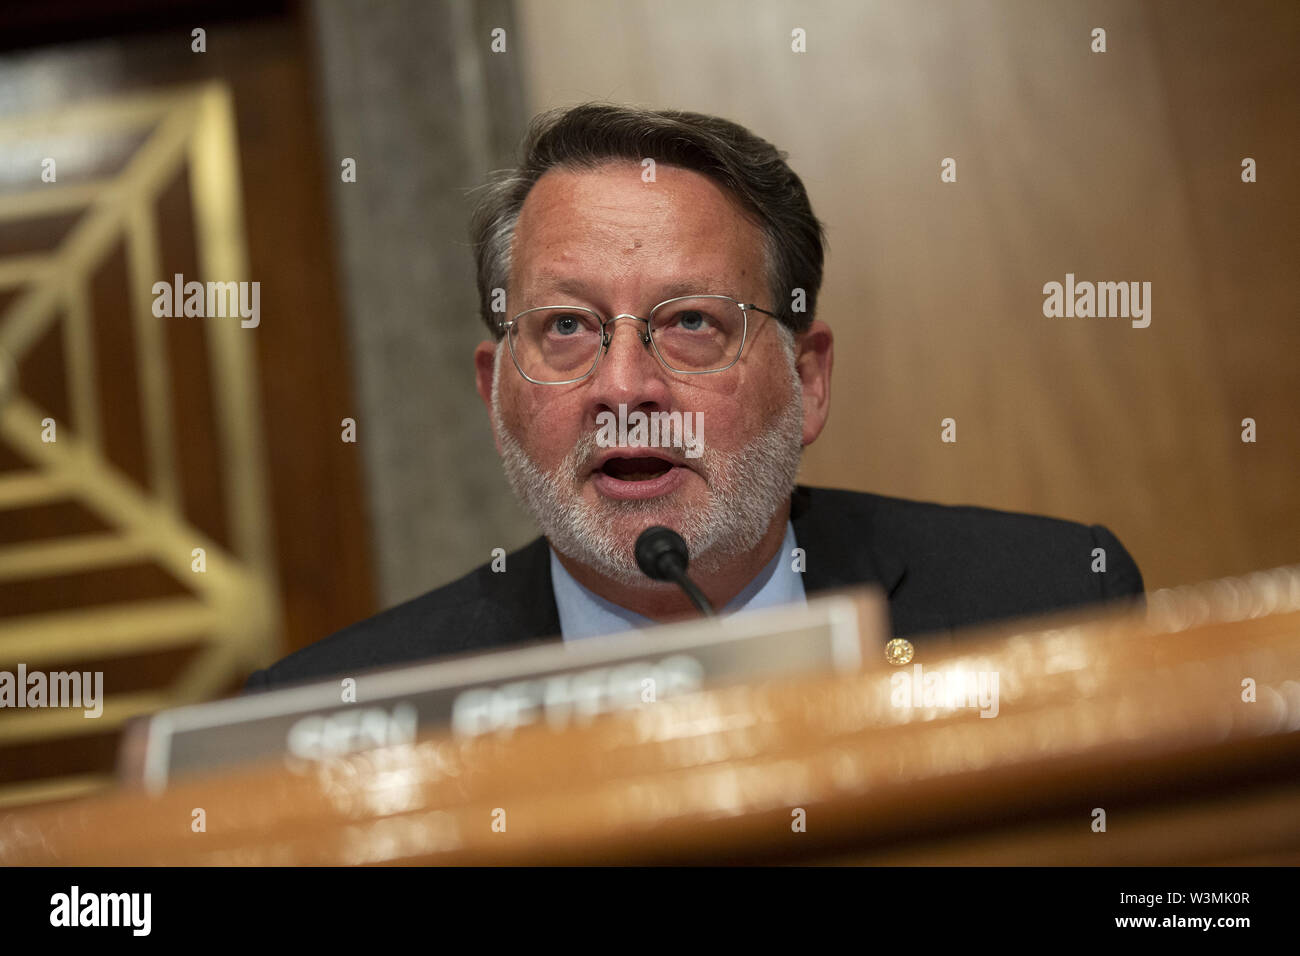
668,567,715,617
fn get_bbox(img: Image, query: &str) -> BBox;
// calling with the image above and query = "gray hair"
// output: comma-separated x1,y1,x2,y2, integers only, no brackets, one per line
469,103,826,339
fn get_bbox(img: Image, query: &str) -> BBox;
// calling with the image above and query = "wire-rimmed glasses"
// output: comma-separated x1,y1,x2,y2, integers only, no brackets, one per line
499,294,779,385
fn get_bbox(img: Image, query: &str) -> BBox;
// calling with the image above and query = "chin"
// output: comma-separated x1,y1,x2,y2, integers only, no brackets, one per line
590,499,683,531
586,485,700,521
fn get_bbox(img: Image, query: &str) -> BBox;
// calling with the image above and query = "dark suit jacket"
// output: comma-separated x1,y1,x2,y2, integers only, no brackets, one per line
244,485,1143,691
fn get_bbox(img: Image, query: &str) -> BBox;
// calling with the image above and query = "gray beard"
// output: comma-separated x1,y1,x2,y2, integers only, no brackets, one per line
491,349,805,588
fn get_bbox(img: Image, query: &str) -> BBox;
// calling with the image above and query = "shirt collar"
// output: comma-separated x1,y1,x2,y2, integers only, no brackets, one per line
549,521,806,641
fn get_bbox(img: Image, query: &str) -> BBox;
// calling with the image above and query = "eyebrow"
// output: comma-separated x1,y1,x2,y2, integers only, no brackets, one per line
524,273,741,304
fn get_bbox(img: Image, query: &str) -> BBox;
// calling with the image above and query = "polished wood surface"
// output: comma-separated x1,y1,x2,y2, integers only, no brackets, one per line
2,565,1296,865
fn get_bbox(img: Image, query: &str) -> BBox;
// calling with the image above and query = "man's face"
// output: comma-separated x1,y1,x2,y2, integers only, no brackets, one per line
475,161,823,585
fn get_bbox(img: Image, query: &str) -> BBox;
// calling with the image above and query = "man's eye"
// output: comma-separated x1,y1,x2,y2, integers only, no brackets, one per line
552,314,583,335
674,310,709,331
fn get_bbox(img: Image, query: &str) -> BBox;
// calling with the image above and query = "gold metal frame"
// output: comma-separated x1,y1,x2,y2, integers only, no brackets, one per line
0,84,280,807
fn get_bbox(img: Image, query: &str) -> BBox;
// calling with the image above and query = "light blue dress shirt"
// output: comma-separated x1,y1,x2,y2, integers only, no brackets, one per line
549,521,806,641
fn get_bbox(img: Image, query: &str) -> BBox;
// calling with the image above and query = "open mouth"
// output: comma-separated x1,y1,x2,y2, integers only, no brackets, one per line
597,455,675,482
589,452,687,500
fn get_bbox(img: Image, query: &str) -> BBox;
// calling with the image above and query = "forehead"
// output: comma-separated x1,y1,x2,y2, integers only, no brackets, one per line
510,162,766,301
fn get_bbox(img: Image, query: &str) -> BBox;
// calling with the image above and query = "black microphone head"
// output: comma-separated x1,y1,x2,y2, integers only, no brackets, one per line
634,526,689,581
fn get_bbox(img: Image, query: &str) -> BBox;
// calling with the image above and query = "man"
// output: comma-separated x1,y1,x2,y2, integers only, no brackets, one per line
246,104,1142,691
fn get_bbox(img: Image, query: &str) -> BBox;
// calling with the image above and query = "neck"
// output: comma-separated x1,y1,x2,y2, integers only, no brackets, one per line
552,502,791,622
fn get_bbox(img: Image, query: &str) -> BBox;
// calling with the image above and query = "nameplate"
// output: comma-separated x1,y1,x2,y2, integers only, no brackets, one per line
128,588,886,791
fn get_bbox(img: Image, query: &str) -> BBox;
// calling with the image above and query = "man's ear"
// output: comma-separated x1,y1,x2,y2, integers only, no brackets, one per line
794,319,833,446
474,340,496,410
474,340,503,454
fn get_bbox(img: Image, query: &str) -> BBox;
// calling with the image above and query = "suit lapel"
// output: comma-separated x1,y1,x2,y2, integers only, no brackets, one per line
471,536,562,652
791,485,906,598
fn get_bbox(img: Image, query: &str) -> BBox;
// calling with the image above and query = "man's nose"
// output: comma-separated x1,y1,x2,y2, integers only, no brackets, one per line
587,317,671,411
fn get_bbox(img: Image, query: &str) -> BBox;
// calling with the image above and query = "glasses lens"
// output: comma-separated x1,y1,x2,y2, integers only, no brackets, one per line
650,297,746,371
511,308,603,382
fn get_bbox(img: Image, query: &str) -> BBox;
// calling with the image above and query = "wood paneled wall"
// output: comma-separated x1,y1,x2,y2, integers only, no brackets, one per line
511,0,1299,590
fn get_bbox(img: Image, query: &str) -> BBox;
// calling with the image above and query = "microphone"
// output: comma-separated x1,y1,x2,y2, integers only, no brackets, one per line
634,526,716,617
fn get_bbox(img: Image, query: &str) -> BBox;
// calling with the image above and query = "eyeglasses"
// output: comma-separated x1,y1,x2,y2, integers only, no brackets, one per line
498,294,779,385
